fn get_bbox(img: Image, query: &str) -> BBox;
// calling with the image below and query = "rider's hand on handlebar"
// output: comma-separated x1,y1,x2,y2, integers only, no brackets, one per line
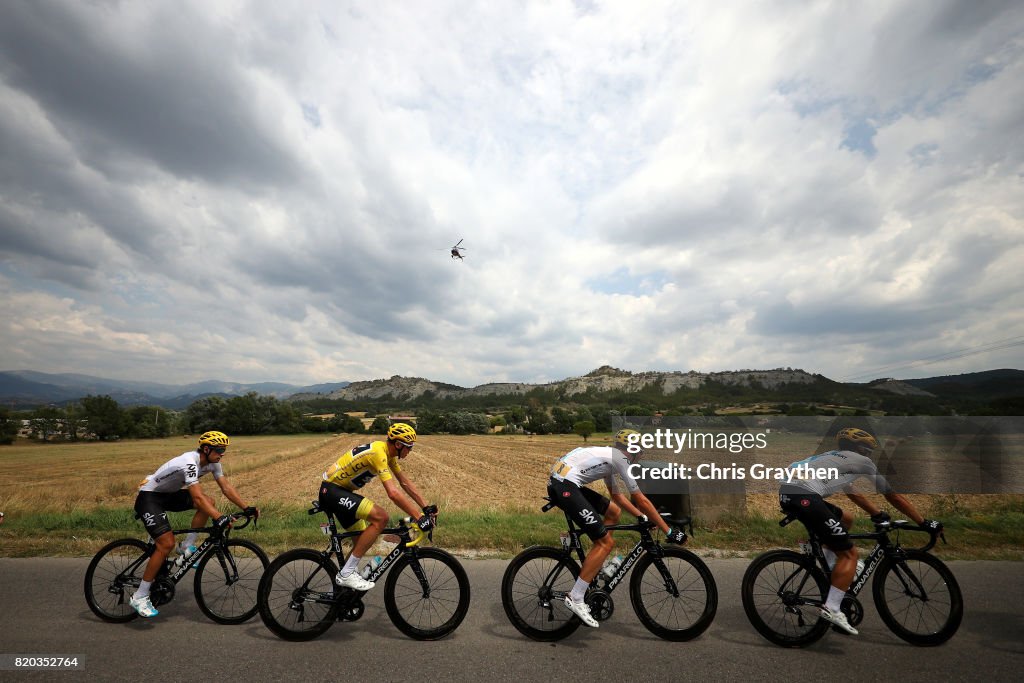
665,525,687,545
922,518,943,534
870,511,891,525
214,514,232,529
415,514,434,532
243,506,260,519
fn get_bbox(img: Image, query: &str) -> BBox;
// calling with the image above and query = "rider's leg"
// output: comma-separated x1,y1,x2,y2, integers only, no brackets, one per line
825,545,858,611
139,530,175,589
573,532,614,600
340,503,386,577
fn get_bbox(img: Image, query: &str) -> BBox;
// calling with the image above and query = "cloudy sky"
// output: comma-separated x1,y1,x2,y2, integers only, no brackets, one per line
1,0,1022,388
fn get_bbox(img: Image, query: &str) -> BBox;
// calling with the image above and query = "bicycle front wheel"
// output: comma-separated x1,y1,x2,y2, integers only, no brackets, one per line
741,550,830,647
629,547,718,641
501,545,582,641
194,538,269,624
384,547,471,640
84,538,150,623
257,548,339,641
872,549,963,646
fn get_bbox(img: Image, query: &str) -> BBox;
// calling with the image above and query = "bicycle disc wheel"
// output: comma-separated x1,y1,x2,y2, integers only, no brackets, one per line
872,549,963,646
741,550,830,647
629,547,718,641
84,538,150,623
384,547,471,640
194,538,269,624
257,548,339,641
501,545,582,641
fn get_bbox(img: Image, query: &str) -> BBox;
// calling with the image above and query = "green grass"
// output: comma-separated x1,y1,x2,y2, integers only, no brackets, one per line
2,504,1022,559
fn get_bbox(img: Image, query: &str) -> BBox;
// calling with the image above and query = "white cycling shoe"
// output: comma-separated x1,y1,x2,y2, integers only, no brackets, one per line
820,607,858,635
564,595,599,628
335,571,374,591
129,594,159,618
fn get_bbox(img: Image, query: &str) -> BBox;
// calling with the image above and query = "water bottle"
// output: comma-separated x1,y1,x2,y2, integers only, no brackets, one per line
361,556,382,580
601,555,623,579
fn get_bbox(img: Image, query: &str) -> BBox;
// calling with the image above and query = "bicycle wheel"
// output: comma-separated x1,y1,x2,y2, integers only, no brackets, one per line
257,548,339,641
384,547,471,640
194,538,269,625
501,545,582,641
872,550,963,646
741,550,830,647
629,547,718,641
84,538,150,623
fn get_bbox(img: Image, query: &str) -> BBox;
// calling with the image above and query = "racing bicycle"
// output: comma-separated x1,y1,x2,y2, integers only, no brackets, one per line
501,497,718,641
256,501,471,641
741,513,963,647
84,510,267,624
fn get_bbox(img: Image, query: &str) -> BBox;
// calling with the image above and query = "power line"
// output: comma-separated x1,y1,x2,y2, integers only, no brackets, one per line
841,334,1024,382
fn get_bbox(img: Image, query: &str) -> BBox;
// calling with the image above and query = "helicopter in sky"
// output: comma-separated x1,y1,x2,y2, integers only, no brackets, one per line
447,238,467,261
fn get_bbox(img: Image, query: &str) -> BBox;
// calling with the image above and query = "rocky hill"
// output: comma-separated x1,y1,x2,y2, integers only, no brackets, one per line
291,366,825,402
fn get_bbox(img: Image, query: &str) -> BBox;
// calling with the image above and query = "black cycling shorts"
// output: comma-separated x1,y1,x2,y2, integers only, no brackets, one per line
134,489,194,539
779,491,853,551
548,478,611,541
318,481,372,530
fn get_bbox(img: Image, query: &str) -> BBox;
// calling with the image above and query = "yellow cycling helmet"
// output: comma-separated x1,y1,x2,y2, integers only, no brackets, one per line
198,430,231,448
387,422,417,446
836,427,877,452
613,428,641,451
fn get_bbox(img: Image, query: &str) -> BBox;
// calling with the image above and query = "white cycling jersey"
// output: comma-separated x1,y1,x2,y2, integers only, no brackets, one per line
782,449,893,497
138,451,223,493
550,446,640,495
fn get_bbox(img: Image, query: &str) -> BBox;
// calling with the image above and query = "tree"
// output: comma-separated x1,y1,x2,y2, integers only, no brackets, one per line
81,395,124,440
370,416,391,434
29,407,63,441
0,409,19,445
573,420,595,442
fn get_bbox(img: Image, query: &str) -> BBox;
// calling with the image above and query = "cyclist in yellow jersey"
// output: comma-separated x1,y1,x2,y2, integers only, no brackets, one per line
319,423,437,591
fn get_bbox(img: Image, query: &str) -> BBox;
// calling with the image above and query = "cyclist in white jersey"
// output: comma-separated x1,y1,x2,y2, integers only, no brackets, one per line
779,428,942,635
129,431,258,618
547,429,688,628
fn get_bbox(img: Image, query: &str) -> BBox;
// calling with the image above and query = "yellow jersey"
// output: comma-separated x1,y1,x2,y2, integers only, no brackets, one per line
323,441,401,490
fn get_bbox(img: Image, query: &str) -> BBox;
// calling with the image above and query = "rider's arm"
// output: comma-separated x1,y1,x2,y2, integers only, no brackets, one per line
882,492,926,525
381,477,423,519
188,482,223,519
215,477,249,510
394,470,429,510
627,491,671,534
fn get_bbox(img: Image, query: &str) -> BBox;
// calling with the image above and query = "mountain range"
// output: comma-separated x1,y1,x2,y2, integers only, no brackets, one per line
2,366,1022,409
0,370,349,409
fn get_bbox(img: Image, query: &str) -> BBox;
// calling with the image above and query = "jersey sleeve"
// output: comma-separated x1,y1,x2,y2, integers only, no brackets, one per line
210,462,224,480
182,458,200,487
611,451,641,494
371,442,395,483
848,454,893,494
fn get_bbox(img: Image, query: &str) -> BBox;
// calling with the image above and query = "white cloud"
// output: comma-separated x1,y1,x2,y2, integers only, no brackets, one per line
0,0,1022,386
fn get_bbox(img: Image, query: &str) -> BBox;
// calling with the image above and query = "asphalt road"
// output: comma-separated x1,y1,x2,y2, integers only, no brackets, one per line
0,557,1021,682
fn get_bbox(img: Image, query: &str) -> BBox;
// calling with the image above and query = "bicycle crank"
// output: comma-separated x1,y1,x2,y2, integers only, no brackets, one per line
150,578,176,607
839,596,864,628
337,599,365,622
586,590,615,621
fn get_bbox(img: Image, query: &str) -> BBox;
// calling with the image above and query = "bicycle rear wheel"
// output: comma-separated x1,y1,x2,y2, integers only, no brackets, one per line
872,549,963,646
629,547,718,641
194,538,269,624
257,548,339,641
84,538,150,623
384,547,471,640
501,545,582,641
741,550,830,647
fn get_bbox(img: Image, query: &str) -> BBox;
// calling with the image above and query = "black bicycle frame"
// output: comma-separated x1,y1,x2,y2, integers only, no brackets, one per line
553,505,672,596
793,521,932,605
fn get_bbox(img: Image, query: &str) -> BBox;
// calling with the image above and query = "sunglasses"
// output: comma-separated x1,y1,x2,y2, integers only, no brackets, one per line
212,446,227,454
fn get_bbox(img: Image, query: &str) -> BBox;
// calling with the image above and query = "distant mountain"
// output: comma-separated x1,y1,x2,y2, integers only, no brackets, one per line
296,366,829,401
0,371,349,408
902,369,1024,399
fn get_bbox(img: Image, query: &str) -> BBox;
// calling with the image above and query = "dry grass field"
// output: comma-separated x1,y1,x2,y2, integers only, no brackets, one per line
2,432,1019,521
